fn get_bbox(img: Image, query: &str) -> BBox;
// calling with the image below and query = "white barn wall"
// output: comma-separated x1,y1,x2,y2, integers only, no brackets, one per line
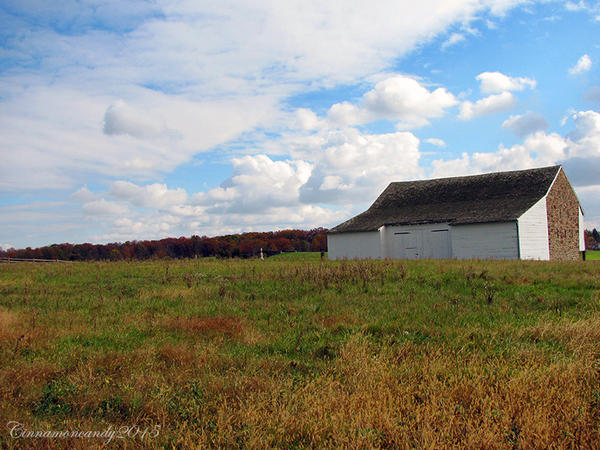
579,207,585,251
451,222,519,260
380,226,389,259
327,231,381,260
517,196,550,260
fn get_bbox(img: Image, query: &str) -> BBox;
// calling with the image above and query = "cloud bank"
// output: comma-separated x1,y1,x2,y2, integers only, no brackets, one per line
3,0,600,245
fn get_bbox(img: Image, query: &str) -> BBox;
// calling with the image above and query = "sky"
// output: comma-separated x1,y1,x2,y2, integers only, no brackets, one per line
1,0,599,250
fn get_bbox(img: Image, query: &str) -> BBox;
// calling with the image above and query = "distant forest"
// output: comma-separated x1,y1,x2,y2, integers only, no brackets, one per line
0,228,328,261
587,229,600,250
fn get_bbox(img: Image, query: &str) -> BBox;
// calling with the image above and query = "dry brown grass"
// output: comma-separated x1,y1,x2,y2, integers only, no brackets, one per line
2,349,598,448
0,308,49,361
320,314,358,329
167,315,243,336
522,317,600,354
0,308,21,343
157,343,198,368
191,337,599,448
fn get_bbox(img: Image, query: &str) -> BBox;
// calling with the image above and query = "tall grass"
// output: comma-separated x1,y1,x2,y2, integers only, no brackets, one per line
1,257,599,447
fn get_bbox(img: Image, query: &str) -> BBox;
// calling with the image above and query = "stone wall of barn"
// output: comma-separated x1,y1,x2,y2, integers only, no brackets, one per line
546,169,581,261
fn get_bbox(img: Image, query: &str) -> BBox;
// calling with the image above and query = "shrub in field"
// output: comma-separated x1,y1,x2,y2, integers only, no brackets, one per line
34,380,78,417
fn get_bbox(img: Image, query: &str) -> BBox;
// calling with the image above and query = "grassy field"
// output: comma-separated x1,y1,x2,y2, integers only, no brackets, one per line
1,256,599,448
587,250,600,261
269,251,327,261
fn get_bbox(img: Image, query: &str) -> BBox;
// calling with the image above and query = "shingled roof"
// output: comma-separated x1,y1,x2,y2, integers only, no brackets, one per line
329,165,562,233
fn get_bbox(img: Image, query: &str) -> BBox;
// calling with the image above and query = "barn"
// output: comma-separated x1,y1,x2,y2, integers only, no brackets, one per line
327,165,585,261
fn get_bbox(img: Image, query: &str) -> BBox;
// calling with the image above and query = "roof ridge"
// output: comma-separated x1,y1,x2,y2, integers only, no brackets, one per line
387,165,561,186
330,165,564,234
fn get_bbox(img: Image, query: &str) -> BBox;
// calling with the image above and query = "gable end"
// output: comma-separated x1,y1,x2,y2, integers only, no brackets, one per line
546,168,581,261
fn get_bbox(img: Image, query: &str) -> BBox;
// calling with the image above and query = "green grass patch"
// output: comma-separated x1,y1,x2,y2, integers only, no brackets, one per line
586,250,600,260
268,251,325,261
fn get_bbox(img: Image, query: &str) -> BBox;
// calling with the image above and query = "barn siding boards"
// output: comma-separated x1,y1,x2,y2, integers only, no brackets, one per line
546,169,581,261
579,207,585,251
451,222,519,260
327,231,381,260
382,223,451,260
517,196,550,260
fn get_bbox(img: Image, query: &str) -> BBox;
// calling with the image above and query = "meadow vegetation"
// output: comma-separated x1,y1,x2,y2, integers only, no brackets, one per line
1,254,599,448
586,250,600,261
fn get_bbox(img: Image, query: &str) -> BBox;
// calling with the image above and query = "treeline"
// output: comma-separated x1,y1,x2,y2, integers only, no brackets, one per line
585,229,600,250
0,229,328,261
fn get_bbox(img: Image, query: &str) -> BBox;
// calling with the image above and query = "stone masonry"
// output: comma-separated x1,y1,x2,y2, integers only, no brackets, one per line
546,169,580,261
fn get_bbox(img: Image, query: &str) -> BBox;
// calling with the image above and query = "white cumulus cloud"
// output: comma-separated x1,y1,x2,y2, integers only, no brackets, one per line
299,128,423,204
70,186,98,202
569,54,592,75
431,131,568,177
328,75,458,129
441,33,466,50
476,71,536,93
192,155,312,214
82,199,129,216
295,108,323,131
84,163,346,242
565,110,600,158
458,91,516,120
433,109,600,191
110,181,188,210
425,138,447,147
502,111,548,137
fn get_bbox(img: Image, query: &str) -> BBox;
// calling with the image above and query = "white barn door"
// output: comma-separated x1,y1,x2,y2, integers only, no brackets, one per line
422,228,451,259
393,231,420,259
391,227,450,259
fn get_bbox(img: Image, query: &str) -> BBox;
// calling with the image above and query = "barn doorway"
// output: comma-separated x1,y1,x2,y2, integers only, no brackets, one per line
392,228,451,259
393,231,419,259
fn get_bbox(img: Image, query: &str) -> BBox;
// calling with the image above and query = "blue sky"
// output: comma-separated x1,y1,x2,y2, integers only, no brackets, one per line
1,0,599,249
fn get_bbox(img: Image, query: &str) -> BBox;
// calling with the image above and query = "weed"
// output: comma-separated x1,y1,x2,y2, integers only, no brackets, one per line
96,394,130,420
34,379,78,416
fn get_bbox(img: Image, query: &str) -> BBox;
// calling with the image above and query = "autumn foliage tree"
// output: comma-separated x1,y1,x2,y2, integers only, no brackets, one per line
0,228,329,261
